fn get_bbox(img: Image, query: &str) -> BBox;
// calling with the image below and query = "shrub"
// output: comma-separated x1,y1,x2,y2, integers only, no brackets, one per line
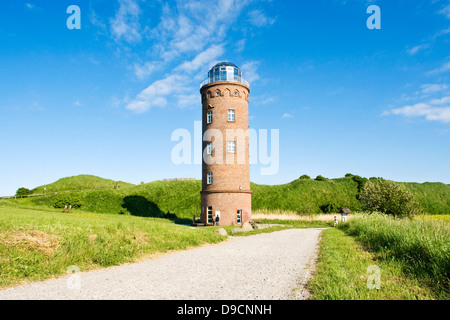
315,175,328,182
351,175,368,195
320,203,338,213
51,193,83,209
15,187,32,197
345,173,354,178
299,174,310,180
360,179,423,218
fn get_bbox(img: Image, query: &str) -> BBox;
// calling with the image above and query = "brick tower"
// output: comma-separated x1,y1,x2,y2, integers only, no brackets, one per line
200,62,252,226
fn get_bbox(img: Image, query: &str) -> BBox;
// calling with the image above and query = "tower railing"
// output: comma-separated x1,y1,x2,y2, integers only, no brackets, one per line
200,77,249,88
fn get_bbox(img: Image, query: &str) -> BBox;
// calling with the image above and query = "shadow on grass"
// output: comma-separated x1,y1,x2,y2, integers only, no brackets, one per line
121,195,192,224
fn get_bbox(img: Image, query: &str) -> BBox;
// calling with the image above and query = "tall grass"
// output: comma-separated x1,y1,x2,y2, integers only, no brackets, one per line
340,213,449,298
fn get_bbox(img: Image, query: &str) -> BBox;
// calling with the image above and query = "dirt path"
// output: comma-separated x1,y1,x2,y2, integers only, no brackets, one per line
0,228,325,300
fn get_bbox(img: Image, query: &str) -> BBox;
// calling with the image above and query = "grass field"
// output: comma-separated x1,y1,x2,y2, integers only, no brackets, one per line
0,206,225,289
309,214,449,300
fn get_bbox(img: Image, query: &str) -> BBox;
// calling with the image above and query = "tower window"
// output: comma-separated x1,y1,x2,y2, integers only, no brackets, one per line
234,91,238,97
228,141,236,153
228,109,235,122
207,111,212,124
237,210,242,224
207,172,213,185
216,91,220,96
207,142,213,155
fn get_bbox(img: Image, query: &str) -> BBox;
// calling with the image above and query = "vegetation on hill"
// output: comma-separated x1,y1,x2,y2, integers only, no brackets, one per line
360,179,424,218
30,175,135,194
5,174,450,219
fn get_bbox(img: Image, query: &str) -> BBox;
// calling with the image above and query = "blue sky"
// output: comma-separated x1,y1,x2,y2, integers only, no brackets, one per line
1,0,450,195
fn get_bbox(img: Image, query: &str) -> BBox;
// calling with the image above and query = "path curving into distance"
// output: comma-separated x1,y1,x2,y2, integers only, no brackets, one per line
0,228,325,300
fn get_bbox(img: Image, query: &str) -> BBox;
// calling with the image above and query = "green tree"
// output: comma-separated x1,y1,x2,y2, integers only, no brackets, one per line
299,174,310,180
15,187,32,196
315,175,328,182
360,179,423,218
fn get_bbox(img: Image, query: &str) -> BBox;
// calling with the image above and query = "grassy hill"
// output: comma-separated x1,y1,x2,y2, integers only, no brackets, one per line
30,175,135,194
6,175,450,219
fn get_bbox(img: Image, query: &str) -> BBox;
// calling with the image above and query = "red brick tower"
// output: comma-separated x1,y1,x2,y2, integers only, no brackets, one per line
200,62,252,226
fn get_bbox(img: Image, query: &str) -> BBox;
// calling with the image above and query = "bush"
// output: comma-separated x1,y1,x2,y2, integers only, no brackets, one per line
15,187,32,196
351,175,368,194
315,175,328,182
51,193,83,209
360,179,423,218
320,203,338,213
299,174,310,180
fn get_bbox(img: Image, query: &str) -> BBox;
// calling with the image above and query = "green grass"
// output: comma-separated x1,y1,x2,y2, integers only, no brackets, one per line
308,228,437,299
251,178,361,214
402,182,450,215
29,174,135,194
7,175,450,218
0,206,225,289
309,214,449,300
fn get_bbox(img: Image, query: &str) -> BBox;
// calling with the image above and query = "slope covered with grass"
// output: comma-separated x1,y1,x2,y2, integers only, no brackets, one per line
6,175,450,219
251,178,361,214
30,175,134,194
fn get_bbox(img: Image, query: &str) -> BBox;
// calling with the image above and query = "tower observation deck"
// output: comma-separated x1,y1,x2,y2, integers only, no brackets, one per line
200,62,249,88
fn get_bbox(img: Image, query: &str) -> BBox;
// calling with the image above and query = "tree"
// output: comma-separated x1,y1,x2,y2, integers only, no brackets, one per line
315,175,328,182
360,179,423,218
16,187,31,197
299,174,310,180
352,175,368,194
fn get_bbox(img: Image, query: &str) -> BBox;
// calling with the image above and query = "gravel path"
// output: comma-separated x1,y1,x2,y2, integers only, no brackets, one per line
0,228,325,300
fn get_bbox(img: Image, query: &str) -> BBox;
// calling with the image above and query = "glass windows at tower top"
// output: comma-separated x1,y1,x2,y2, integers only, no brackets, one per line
208,64,242,83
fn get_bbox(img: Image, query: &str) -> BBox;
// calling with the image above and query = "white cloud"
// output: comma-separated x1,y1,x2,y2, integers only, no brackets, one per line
150,0,253,62
235,39,246,52
125,74,186,113
241,61,260,84
439,4,450,18
430,96,450,105
421,84,449,94
124,0,277,113
428,61,450,75
248,9,276,27
383,96,450,123
133,62,158,80
176,45,224,73
176,94,198,109
407,44,428,55
25,3,42,11
282,113,293,119
110,0,142,43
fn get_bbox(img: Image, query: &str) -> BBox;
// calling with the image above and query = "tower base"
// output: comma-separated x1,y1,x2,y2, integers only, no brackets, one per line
200,190,252,226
